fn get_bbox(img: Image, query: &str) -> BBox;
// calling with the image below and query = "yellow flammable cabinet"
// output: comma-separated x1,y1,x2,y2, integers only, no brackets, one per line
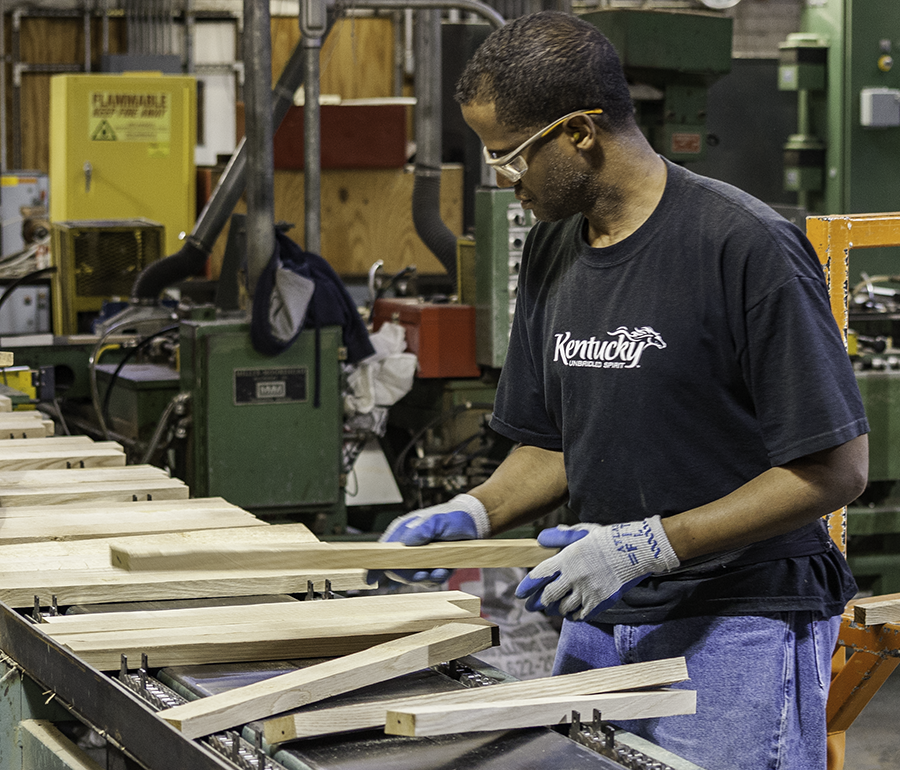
49,73,196,258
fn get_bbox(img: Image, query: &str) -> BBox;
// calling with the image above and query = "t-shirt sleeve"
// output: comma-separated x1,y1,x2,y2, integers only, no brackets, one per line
742,273,868,466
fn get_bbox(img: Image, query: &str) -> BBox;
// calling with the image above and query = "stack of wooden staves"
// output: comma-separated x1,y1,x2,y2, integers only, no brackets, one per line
0,382,695,745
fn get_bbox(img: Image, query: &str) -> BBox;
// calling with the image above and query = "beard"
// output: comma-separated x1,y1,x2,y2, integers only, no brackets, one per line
517,144,623,228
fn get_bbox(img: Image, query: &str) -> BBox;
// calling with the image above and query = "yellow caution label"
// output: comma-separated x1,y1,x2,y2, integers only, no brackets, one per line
1,176,38,186
88,91,171,143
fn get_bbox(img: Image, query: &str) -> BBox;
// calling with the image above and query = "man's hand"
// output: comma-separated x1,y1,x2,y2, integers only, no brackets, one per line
366,494,490,586
515,516,680,621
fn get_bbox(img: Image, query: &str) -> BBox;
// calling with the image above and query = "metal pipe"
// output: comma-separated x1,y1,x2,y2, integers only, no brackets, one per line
184,0,194,74
132,0,502,301
353,0,504,28
11,9,21,170
303,40,322,255
102,0,110,56
189,28,318,255
414,10,441,172
195,0,502,257
242,0,275,296
83,7,90,73
412,8,457,282
1,0,6,171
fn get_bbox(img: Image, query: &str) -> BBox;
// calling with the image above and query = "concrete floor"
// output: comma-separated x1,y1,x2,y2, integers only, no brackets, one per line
843,664,900,769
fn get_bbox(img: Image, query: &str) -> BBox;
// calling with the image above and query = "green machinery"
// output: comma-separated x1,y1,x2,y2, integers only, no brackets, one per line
777,1,900,591
581,9,733,163
779,0,900,218
178,320,345,533
5,320,348,535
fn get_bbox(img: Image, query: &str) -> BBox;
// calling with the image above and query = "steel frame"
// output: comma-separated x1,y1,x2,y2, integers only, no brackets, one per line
807,212,900,770
0,600,235,770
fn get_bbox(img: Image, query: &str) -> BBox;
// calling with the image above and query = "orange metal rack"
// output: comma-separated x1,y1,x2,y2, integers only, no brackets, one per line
807,212,900,770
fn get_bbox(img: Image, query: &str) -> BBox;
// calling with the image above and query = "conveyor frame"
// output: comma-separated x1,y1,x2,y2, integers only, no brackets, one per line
0,600,236,770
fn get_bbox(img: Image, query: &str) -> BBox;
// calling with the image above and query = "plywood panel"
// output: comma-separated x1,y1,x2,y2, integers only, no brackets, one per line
12,15,126,172
270,16,394,100
208,165,462,279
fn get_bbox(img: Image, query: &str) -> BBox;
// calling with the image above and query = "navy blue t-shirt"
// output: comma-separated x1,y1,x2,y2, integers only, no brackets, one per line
491,160,867,623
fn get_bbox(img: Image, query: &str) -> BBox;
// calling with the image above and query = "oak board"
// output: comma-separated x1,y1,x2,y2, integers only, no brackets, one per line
159,621,497,739
385,688,696,736
109,539,558,572
263,656,689,743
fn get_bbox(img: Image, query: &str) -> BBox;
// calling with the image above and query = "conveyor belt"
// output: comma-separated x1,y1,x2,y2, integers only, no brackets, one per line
160,657,628,770
4,592,703,770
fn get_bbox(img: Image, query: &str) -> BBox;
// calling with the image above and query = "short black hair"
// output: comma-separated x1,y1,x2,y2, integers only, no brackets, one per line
454,11,634,133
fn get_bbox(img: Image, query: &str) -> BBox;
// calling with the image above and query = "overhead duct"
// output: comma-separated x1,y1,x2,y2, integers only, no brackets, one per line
412,9,457,284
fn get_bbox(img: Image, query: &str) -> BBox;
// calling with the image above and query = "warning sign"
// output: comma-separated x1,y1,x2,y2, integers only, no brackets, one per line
91,120,117,141
88,91,171,143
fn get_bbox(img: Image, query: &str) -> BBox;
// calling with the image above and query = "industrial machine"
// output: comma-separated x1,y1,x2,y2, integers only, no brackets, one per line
774,0,900,594
50,218,165,335
0,597,705,770
778,0,900,218
2,5,895,770
582,9,733,164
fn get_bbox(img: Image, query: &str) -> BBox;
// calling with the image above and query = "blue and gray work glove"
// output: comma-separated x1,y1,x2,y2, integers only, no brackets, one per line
366,493,491,586
515,516,680,621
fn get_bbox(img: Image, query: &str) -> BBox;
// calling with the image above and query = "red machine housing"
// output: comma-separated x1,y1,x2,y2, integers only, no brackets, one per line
371,298,480,378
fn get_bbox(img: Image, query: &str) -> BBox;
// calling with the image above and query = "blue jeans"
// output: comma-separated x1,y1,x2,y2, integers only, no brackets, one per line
554,613,839,770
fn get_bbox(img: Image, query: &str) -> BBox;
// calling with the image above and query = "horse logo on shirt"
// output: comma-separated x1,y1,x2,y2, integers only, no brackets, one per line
553,326,666,369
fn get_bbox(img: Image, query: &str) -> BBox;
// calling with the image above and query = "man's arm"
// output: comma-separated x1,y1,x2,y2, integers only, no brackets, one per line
515,433,868,621
468,444,569,535
663,433,869,561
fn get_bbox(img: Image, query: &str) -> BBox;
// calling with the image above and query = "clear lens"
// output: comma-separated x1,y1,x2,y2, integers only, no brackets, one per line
496,155,529,183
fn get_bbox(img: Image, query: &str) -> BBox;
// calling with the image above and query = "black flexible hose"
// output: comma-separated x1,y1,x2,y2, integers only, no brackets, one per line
101,325,179,428
393,401,495,480
129,240,207,302
412,172,458,284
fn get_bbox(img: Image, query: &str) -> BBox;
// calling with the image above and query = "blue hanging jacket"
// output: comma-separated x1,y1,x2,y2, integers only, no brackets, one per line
251,228,374,405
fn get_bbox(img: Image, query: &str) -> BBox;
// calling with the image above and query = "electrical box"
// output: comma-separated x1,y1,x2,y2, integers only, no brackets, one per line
861,87,900,127
799,0,900,214
50,219,165,334
179,319,344,529
471,188,535,369
0,286,50,336
371,298,480,378
1,172,48,257
49,73,196,257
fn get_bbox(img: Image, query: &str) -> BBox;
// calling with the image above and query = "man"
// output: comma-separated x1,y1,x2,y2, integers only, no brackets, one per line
371,11,868,769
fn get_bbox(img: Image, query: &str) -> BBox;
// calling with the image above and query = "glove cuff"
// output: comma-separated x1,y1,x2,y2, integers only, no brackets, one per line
643,515,680,573
452,494,491,538
603,515,680,583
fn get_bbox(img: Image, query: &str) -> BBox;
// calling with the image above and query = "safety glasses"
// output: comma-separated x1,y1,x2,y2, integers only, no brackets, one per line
482,108,604,183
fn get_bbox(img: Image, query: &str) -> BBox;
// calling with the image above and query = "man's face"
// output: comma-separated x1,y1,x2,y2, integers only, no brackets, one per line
461,101,595,223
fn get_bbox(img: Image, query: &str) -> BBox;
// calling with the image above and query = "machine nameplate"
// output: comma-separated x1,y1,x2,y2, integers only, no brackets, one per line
233,367,307,405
